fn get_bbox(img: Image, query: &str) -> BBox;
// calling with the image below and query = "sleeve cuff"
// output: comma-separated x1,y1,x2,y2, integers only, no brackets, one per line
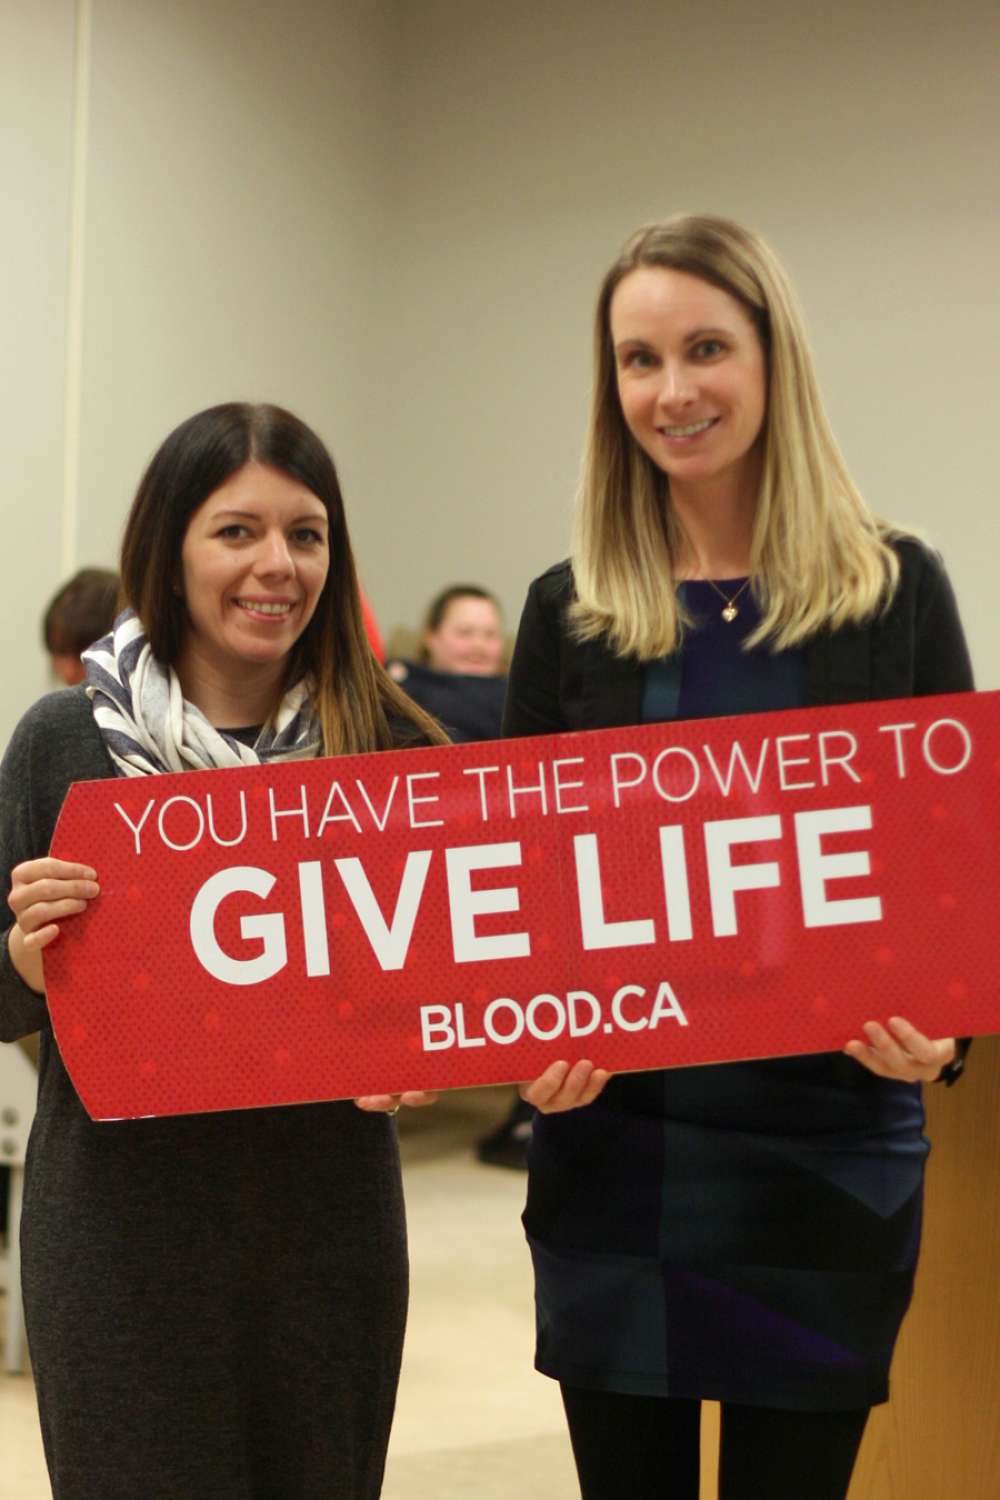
935,1037,972,1086
0,926,48,1041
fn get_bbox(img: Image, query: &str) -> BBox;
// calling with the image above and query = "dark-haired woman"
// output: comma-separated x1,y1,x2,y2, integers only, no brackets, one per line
0,404,447,1500
505,218,973,1500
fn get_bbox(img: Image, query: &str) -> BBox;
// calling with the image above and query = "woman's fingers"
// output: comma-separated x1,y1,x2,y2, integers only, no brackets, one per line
866,1021,910,1072
9,877,99,912
10,858,97,887
5,861,98,991
519,1059,612,1113
7,860,100,947
576,1066,612,1108
14,898,90,935
20,923,62,952
519,1059,571,1109
354,1091,440,1113
884,1016,952,1063
845,1017,955,1082
844,1036,896,1079
360,1063,613,1117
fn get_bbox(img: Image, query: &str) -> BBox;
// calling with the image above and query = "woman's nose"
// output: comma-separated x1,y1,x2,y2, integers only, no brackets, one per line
656,361,695,408
257,531,294,576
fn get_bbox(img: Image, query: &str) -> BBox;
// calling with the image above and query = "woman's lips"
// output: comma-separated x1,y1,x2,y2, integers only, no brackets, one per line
234,598,295,619
657,416,719,443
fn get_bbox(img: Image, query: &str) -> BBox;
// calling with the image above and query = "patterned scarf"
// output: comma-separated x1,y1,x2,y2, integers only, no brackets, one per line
83,609,321,777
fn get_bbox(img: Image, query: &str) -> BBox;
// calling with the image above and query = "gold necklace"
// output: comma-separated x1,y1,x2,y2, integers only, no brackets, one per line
702,576,752,623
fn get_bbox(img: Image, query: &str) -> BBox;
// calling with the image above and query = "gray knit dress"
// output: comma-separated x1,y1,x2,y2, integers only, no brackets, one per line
0,688,407,1500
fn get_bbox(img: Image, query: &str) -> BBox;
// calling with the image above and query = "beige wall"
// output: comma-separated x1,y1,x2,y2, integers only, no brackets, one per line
1,1,77,736
2,0,997,757
1,0,395,749
377,0,998,675
74,0,396,569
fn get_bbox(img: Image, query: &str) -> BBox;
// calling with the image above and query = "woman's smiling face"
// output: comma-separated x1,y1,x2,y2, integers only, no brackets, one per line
424,595,505,675
609,265,768,498
177,461,330,678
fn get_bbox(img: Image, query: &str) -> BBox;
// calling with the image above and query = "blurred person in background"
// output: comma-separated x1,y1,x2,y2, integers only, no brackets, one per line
390,585,533,1167
0,567,122,1231
388,584,507,743
42,567,119,685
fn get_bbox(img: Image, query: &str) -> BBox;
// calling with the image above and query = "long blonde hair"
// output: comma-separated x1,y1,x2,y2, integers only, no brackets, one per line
571,214,901,659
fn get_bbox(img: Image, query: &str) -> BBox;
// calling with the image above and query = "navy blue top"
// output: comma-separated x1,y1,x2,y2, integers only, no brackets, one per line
634,582,923,1136
524,582,927,1410
643,579,807,720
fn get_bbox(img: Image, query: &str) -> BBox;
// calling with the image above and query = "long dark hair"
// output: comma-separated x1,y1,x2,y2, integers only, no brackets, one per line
119,402,448,753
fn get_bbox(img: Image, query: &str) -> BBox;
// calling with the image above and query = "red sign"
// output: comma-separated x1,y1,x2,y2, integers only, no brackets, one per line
44,692,1000,1120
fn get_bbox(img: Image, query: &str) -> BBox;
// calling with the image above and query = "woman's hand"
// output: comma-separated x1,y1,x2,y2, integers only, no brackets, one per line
519,1058,611,1114
844,1017,956,1083
354,1092,439,1114
7,857,100,993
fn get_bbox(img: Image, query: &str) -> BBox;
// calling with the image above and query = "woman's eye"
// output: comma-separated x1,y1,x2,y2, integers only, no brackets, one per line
291,528,325,545
217,524,250,539
693,339,725,358
621,349,655,369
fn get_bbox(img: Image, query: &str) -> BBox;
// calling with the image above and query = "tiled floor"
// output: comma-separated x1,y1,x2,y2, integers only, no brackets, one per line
385,1090,579,1497
0,1089,579,1499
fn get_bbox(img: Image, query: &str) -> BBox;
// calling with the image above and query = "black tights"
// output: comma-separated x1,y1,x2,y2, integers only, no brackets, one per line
560,1385,869,1500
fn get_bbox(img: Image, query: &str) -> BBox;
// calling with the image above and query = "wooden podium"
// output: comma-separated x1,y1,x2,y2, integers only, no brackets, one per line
848,1035,1000,1497
698,1037,1000,1498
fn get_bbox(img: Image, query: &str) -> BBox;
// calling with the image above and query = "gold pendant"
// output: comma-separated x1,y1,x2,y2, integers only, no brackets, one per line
722,604,738,622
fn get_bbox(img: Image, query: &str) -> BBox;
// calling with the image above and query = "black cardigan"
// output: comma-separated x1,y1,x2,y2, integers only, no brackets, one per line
502,536,975,1079
502,537,974,740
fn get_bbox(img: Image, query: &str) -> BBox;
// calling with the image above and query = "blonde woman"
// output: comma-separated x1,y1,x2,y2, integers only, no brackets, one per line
1,403,445,1500
505,217,973,1500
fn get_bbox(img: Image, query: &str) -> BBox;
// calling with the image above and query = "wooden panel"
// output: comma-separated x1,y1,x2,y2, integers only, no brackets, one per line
849,1035,1000,1498
700,1401,720,1499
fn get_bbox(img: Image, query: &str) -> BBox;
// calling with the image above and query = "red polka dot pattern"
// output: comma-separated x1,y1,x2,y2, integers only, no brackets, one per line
42,691,1000,1120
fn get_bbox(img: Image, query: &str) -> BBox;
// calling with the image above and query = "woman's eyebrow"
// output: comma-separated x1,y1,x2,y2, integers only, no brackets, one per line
614,326,734,353
210,507,328,525
682,325,732,343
